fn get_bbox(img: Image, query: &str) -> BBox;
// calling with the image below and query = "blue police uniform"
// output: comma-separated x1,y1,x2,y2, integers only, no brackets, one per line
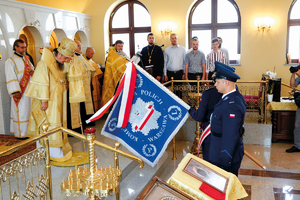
209,63,246,176
189,61,236,161
189,87,222,161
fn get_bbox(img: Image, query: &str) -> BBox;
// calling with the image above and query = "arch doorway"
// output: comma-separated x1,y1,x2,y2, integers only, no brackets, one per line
19,26,43,66
74,30,88,53
49,29,67,48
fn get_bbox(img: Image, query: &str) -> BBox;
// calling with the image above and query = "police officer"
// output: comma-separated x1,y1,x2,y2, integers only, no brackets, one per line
189,61,237,161
209,64,246,176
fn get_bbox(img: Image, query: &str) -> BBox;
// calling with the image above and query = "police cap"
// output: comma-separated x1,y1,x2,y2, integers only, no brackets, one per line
214,61,235,72
215,64,240,82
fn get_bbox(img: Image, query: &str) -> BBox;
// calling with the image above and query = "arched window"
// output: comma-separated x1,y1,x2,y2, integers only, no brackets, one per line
188,0,241,64
109,0,151,57
287,0,300,64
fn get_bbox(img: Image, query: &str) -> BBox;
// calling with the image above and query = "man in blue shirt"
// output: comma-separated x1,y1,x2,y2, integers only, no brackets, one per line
164,33,186,82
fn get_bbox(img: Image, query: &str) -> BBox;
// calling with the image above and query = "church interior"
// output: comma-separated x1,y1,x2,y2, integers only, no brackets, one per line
0,0,300,199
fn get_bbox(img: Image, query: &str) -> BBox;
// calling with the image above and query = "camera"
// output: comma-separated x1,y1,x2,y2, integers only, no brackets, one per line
289,65,300,73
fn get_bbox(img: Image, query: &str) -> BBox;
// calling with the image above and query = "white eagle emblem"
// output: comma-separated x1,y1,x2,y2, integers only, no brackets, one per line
129,98,161,136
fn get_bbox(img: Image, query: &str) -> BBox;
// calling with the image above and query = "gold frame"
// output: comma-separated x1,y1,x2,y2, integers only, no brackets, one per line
137,176,194,200
183,158,229,193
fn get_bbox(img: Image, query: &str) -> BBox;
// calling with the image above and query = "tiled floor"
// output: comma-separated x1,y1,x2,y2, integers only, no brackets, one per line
1,116,300,199
168,141,300,200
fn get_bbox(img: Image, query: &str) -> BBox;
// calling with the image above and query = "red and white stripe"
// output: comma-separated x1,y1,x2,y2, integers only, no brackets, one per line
134,104,154,131
198,123,211,155
86,62,137,127
117,62,137,128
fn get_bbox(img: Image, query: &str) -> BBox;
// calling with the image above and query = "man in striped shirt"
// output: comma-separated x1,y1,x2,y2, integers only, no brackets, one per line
206,38,227,81
217,37,230,65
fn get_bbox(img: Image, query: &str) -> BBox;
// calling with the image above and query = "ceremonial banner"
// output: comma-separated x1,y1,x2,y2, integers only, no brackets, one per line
101,64,190,167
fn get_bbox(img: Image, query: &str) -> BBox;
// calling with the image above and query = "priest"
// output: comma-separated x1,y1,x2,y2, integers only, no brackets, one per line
83,47,103,111
65,41,96,132
140,33,164,82
26,38,77,162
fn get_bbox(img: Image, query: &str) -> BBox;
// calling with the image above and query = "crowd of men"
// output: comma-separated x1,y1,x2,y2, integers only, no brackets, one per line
138,33,229,85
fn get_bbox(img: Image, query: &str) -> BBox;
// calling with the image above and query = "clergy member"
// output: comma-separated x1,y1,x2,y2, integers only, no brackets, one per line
100,41,129,107
83,47,103,111
26,38,77,162
65,41,96,132
5,39,34,138
141,33,164,82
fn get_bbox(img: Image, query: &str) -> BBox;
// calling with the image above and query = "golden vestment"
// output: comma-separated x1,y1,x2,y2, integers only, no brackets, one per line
83,54,103,111
65,54,96,129
100,47,128,107
25,48,72,162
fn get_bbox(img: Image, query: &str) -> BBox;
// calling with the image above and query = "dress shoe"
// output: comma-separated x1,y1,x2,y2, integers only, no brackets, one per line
286,146,300,153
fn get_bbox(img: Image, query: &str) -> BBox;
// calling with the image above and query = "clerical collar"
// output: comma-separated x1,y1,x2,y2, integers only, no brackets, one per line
75,52,81,56
14,52,23,58
222,89,236,99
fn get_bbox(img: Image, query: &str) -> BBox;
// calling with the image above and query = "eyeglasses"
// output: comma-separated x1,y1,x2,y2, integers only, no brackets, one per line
17,46,27,49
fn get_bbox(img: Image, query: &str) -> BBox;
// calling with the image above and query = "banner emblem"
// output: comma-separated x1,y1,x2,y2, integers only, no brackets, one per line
168,105,182,121
100,63,190,167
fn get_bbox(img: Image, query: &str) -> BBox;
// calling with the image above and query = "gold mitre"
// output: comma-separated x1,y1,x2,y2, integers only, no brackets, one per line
58,38,77,58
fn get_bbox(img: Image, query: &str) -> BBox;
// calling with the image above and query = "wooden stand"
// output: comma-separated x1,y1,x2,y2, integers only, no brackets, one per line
271,111,295,142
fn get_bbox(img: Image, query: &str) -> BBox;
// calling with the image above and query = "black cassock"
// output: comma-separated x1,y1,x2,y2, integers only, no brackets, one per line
140,45,164,79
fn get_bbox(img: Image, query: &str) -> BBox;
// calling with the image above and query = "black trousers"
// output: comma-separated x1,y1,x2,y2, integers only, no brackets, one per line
167,70,183,98
207,71,215,85
188,73,203,85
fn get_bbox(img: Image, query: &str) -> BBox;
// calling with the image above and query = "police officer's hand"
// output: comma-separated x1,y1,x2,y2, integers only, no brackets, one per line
188,105,196,114
13,92,21,99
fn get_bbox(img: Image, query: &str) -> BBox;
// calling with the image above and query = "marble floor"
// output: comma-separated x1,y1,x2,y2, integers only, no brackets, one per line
1,116,300,200
67,119,300,200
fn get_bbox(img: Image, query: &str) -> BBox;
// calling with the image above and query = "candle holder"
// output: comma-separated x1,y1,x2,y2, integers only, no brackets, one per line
61,128,122,200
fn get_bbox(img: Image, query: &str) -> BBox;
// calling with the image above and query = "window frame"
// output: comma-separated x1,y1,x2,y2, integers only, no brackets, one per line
109,0,151,57
287,0,300,64
188,0,241,64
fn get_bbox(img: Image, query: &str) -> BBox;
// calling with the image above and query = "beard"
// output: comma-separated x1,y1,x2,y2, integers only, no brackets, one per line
57,62,64,71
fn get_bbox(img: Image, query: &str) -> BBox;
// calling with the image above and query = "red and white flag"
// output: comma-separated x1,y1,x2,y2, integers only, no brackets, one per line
86,61,136,128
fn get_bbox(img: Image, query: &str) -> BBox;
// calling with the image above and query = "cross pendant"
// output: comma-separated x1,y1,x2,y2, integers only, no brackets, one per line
148,58,151,64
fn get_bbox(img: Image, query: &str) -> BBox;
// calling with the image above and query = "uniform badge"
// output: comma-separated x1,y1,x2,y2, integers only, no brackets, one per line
230,114,235,118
